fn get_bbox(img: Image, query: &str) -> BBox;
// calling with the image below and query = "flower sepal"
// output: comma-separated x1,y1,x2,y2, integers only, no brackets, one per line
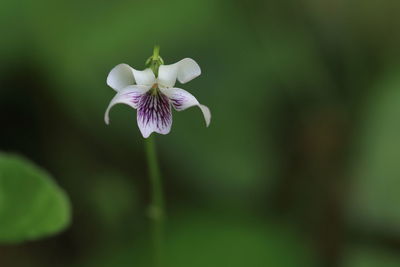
145,45,164,76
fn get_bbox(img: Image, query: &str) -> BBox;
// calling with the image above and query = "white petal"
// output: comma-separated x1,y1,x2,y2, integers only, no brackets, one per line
157,58,201,87
132,68,156,86
160,87,211,127
176,58,201,83
104,85,150,124
107,64,156,91
198,104,211,127
137,91,172,138
107,64,135,91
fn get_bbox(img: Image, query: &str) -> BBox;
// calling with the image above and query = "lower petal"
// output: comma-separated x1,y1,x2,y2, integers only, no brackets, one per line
137,91,172,138
104,85,150,124
161,87,211,127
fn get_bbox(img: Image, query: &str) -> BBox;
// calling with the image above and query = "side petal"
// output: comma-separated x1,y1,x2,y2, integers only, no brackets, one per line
157,58,201,88
104,85,150,124
107,64,156,91
137,91,172,138
161,87,211,127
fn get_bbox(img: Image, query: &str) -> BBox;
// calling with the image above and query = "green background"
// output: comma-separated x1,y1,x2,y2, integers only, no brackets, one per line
1,0,400,266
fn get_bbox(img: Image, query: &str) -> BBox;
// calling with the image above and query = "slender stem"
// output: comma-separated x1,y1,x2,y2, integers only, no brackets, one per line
145,135,165,267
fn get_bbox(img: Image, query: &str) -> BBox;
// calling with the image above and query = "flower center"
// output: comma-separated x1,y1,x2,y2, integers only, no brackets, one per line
150,83,160,95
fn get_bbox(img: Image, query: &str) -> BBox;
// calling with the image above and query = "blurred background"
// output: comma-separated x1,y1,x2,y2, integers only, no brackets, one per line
1,0,400,266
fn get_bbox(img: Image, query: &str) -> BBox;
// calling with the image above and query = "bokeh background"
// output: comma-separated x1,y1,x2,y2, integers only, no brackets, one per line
1,0,400,266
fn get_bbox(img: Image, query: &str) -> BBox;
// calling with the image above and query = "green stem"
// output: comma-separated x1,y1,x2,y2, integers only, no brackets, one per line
145,135,165,267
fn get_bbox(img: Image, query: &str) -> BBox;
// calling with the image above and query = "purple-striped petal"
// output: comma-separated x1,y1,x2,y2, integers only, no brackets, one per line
104,85,150,124
137,90,172,138
161,87,211,127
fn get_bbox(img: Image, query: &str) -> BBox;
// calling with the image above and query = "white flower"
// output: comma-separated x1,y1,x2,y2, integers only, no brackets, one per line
105,58,211,138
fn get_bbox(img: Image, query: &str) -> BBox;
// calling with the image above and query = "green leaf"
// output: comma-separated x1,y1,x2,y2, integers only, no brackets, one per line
0,153,71,243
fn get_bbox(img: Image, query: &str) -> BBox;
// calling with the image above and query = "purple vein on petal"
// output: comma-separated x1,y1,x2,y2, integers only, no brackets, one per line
171,95,185,110
137,90,172,132
120,91,143,107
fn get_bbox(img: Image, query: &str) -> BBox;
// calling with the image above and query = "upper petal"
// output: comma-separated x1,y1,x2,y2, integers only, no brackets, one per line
107,64,156,91
137,91,172,138
157,58,201,88
132,68,156,86
160,87,211,127
107,64,135,91
104,85,150,124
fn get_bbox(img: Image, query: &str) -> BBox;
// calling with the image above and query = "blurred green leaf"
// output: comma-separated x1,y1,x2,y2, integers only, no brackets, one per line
0,153,71,243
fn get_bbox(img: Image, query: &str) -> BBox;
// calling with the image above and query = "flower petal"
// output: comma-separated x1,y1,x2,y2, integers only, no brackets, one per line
132,68,156,86
161,87,211,127
137,91,172,138
107,64,156,91
157,58,201,87
104,85,150,124
107,64,135,91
